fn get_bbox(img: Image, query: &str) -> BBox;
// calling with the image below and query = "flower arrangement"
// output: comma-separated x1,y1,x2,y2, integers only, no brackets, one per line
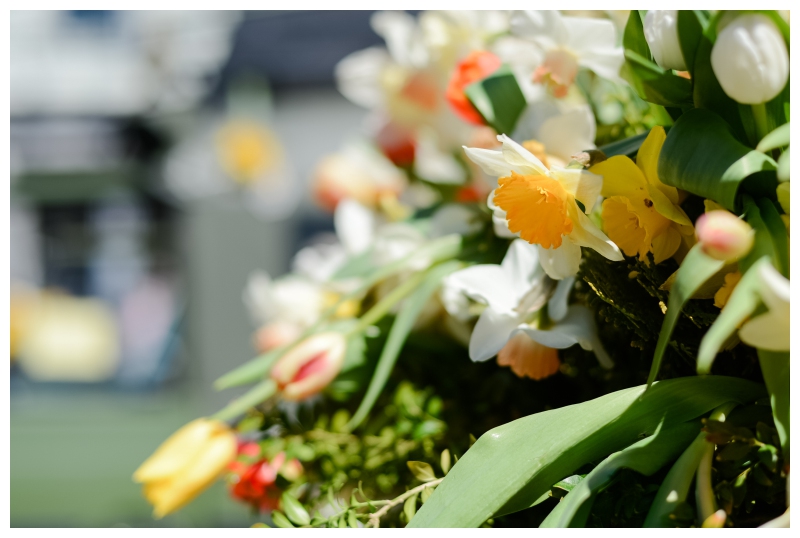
134,10,789,528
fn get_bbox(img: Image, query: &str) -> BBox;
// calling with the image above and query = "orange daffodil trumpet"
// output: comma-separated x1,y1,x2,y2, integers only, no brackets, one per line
270,332,347,401
464,134,623,279
589,126,694,264
133,418,238,519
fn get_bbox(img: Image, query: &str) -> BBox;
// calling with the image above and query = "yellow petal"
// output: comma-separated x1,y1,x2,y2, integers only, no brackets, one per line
636,126,681,205
590,155,648,198
651,226,682,264
646,184,692,226
133,419,218,483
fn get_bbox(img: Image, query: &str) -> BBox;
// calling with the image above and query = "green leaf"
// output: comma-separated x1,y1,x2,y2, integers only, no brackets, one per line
758,350,789,458
777,150,789,182
621,12,693,107
678,11,708,73
597,131,649,159
404,493,419,523
408,376,764,528
345,260,462,431
541,420,701,528
210,379,277,422
755,198,789,277
696,257,771,374
756,123,790,153
347,510,359,529
214,347,285,391
646,244,725,387
281,492,311,526
552,475,584,495
407,461,437,482
271,511,295,528
440,449,451,475
421,486,434,504
464,64,527,135
658,108,777,212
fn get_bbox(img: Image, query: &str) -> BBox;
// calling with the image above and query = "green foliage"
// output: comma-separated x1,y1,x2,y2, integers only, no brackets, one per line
464,64,527,135
409,376,764,527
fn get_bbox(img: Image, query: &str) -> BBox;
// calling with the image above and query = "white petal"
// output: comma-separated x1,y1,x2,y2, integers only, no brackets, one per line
537,240,582,280
487,190,519,238
498,134,549,176
551,167,602,213
463,146,516,178
242,270,274,325
739,313,790,352
334,47,390,109
415,130,467,184
334,199,376,255
565,17,624,83
469,308,520,362
511,10,567,49
430,204,482,238
511,98,560,142
444,265,517,313
502,239,541,292
548,276,575,322
370,11,417,66
569,205,623,261
537,106,596,163
757,261,790,316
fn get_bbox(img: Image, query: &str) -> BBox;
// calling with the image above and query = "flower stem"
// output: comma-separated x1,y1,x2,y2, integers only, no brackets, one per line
752,102,770,143
211,379,277,422
366,478,444,528
345,269,428,338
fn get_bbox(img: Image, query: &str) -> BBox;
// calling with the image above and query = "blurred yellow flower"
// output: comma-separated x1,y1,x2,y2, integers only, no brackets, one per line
714,271,742,309
215,120,282,185
590,127,694,264
133,418,237,519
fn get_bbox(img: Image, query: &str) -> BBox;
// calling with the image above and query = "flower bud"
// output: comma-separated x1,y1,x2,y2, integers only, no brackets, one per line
133,418,237,518
711,14,789,104
446,50,502,125
643,11,687,71
270,332,346,401
695,210,754,261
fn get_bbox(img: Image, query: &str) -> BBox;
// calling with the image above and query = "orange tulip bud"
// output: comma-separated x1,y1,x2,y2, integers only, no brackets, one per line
695,210,754,261
270,332,346,401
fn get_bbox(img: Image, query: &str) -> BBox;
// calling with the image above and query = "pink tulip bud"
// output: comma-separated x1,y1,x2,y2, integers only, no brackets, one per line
270,332,346,401
695,210,754,261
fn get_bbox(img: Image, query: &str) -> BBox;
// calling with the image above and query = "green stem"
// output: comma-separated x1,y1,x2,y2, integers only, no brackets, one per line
752,103,770,144
345,270,428,338
211,379,277,422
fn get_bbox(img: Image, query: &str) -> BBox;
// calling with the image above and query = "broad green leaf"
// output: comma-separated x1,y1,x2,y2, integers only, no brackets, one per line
281,492,311,526
210,379,277,422
646,244,725,387
408,461,437,482
408,376,764,528
541,420,701,528
597,131,649,159
758,350,789,458
621,12,693,107
756,123,790,153
464,64,527,136
658,109,777,212
345,260,462,431
404,493,419,522
677,11,708,74
272,511,294,528
696,257,770,374
755,198,789,277
644,403,736,527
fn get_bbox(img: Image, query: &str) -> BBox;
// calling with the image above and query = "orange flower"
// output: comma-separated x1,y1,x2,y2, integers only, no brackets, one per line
497,333,561,380
446,50,502,125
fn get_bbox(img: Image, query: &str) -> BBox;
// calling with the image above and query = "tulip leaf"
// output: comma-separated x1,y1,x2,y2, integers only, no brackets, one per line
408,376,764,528
345,260,463,431
756,123,790,153
696,257,770,374
658,108,777,212
646,244,725,388
757,350,789,458
621,11,693,108
541,420,701,528
754,198,789,277
464,64,527,136
214,346,285,391
677,10,707,74
597,131,649,159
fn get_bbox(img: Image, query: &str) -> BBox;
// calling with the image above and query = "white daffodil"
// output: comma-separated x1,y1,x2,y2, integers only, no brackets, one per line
738,261,789,352
243,271,327,331
512,100,597,167
464,134,622,279
494,11,624,101
442,239,612,378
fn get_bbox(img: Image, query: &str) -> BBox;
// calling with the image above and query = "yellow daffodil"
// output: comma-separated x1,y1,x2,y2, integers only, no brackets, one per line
590,126,694,264
714,271,742,309
133,418,237,519
215,120,282,185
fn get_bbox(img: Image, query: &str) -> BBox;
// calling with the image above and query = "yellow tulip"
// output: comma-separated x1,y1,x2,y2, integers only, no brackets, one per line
133,418,237,519
590,126,694,264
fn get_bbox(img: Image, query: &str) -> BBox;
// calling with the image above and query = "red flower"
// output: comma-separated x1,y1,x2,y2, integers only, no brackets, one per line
446,51,503,125
227,450,303,512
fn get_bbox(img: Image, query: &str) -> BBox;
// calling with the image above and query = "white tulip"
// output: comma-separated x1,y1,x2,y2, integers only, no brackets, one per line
711,14,789,105
644,10,687,71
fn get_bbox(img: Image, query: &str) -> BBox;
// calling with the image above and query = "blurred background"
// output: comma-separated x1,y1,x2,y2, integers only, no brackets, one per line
9,10,391,527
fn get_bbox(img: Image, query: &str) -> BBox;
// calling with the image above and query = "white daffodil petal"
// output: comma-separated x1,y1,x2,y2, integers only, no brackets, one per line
548,276,575,322
415,130,468,185
551,167,602,213
334,198,376,255
739,313,790,352
537,106,596,164
445,265,517,313
469,308,519,362
569,206,623,261
511,10,567,49
502,239,541,292
463,146,517,178
537,240,582,280
334,47,391,109
498,134,549,175
370,11,417,66
430,204,482,238
757,261,790,315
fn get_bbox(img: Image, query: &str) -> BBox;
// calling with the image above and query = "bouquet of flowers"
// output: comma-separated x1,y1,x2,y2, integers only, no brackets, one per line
134,10,790,528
